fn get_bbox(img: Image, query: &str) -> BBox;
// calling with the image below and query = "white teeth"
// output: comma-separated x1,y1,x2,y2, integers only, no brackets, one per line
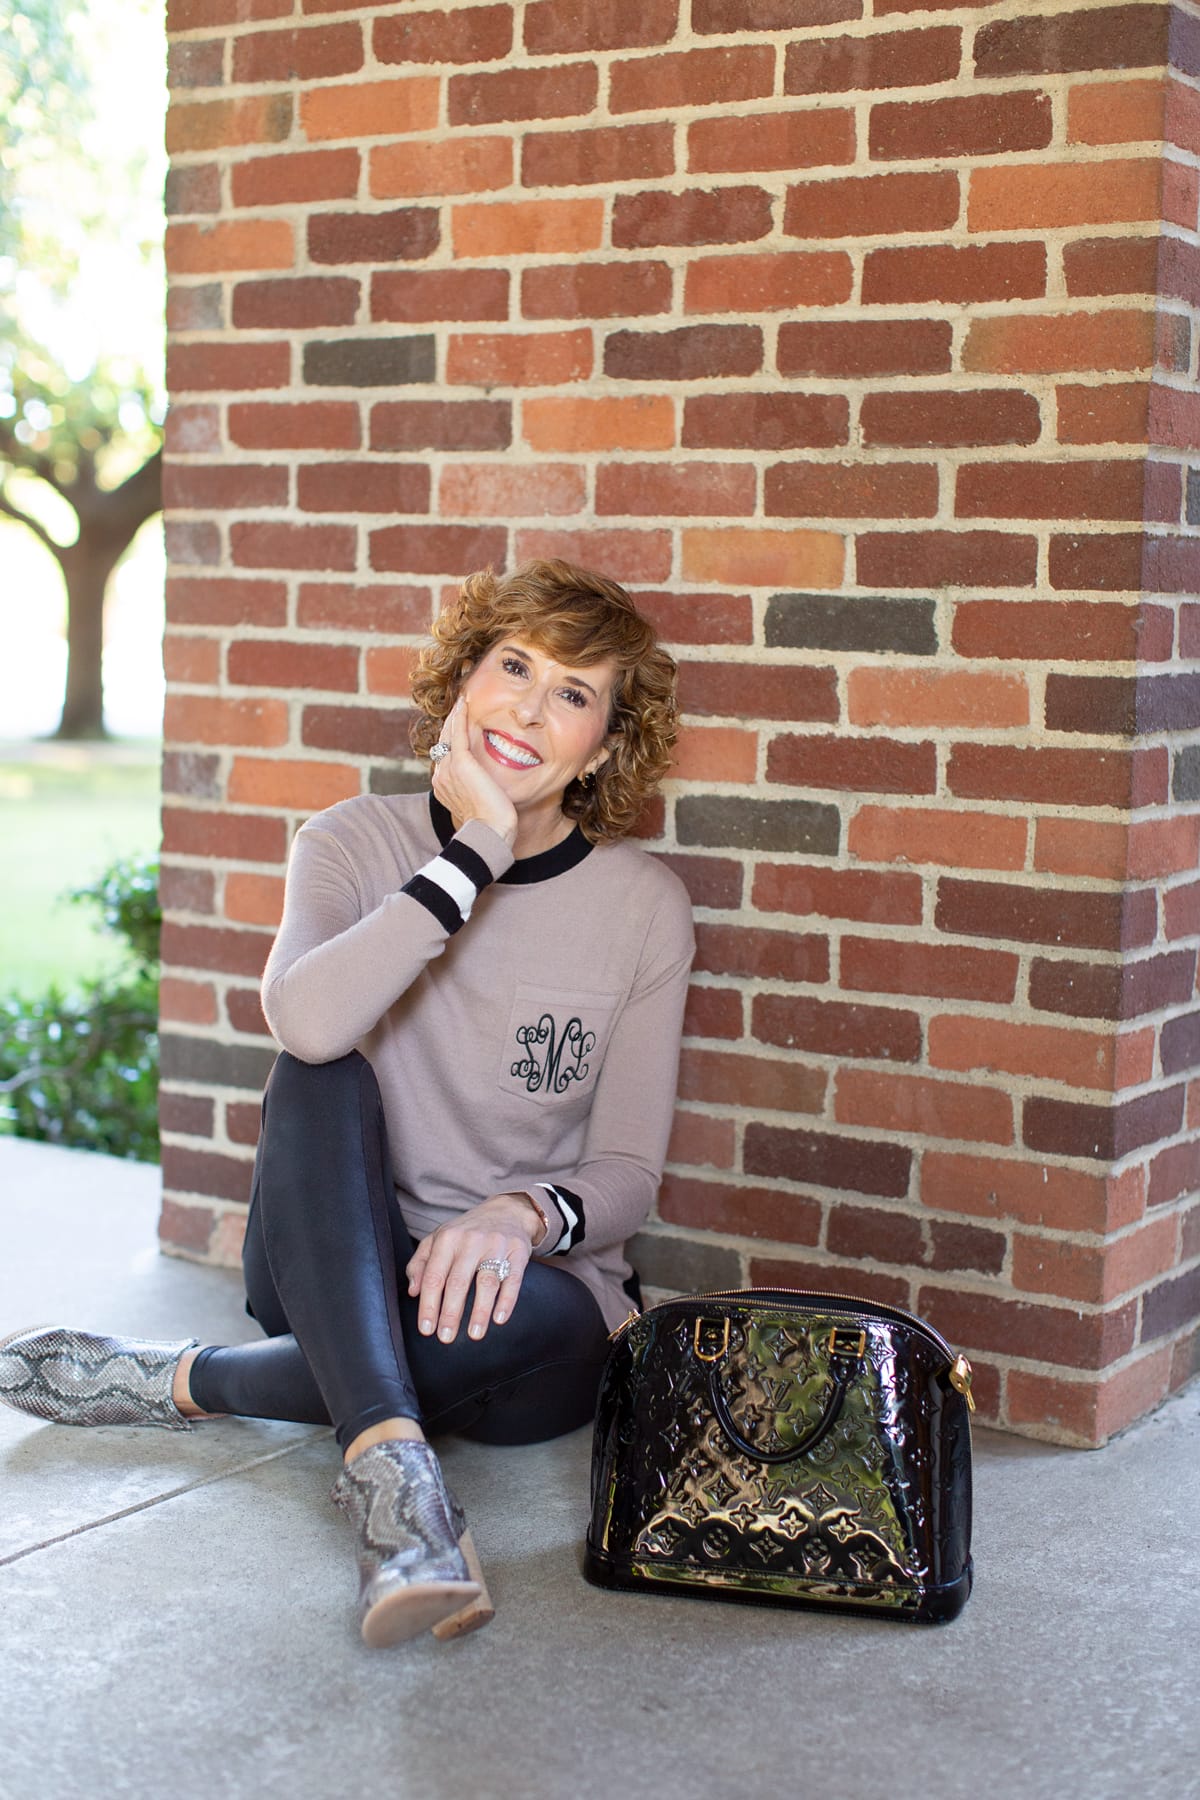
486,730,540,767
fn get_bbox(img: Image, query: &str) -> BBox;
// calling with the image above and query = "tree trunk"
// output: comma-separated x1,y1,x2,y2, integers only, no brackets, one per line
54,541,122,739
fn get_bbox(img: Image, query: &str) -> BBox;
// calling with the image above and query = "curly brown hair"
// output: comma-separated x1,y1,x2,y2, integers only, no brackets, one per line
409,560,678,844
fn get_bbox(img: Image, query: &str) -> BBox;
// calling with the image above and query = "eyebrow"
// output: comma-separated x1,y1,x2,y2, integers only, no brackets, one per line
499,645,599,699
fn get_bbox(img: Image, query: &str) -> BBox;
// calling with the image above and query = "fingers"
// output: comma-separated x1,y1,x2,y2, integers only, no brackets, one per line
412,1226,527,1344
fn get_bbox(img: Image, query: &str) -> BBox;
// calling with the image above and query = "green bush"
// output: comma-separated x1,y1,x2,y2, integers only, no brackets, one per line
0,855,161,1162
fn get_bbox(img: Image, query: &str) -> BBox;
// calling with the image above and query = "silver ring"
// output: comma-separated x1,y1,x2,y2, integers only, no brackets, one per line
429,742,450,764
476,1256,511,1282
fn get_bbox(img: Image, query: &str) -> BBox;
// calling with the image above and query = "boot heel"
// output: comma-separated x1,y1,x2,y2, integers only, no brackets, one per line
431,1528,495,1641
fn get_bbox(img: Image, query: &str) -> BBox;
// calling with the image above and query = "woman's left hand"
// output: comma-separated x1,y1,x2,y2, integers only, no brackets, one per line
406,1194,541,1344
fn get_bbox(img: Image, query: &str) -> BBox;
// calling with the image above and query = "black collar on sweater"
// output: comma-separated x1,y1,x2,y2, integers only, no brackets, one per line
429,793,594,885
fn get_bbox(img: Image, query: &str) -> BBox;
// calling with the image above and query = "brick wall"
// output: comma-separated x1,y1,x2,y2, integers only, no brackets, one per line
161,0,1200,1445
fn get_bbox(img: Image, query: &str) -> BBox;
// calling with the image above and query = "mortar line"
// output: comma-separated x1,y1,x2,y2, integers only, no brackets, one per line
0,1428,336,1569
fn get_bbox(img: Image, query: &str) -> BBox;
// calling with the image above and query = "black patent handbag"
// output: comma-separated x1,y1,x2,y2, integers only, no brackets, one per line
584,1288,975,1623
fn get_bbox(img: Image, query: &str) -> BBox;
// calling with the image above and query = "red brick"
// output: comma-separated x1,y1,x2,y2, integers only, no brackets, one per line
225,872,286,929
168,0,290,25
870,89,1053,159
232,22,362,83
522,395,674,452
843,935,1018,1004
970,157,1160,231
166,96,293,157
863,242,1046,305
611,45,774,113
1165,879,1200,940
696,0,857,23
159,1090,216,1139
785,26,961,93
1148,1137,1200,1208
672,726,758,784
1015,1215,1177,1306
453,199,604,258
754,993,921,1062
597,462,756,518
752,863,923,926
370,522,508,575
1035,818,1129,880
679,661,838,724
922,1151,1119,1232
308,208,439,265
232,148,360,208
161,807,288,865
688,109,855,176
372,136,513,198
367,269,508,325
163,464,289,510
957,458,1145,522
161,922,274,982
298,583,431,633
849,803,1027,871
749,1257,912,1311
167,576,288,629
930,1014,1115,1088
836,1066,1014,1144
864,390,1038,456
766,461,938,519
680,1051,831,1116
523,122,676,190
770,732,936,798
300,78,439,143
228,757,359,812
229,402,360,451
656,852,743,908
297,461,430,515
1063,236,1160,297
522,262,672,321
226,988,271,1036
374,4,513,65
1048,532,1144,592
667,1108,736,1171
166,218,294,275
168,38,224,89
301,704,411,759
513,528,672,585
856,529,1038,589
230,521,356,572
524,0,678,54
371,399,511,452
438,462,585,518
685,249,852,315
156,1198,216,1259
1057,381,1151,445
963,309,1155,374
951,598,1159,662
778,318,952,376
681,527,842,589
658,1175,822,1246
850,667,1029,729
228,640,360,693
448,62,598,126
785,171,959,239
161,1147,252,1206
446,329,592,387
683,391,848,449
936,876,1152,953
167,342,290,393
160,977,219,1029
827,1203,926,1269
166,165,221,216
684,984,744,1040
365,647,419,696
232,276,359,329
225,1102,262,1149
165,694,289,748
613,186,773,249
745,1121,912,1200
606,324,763,382
167,520,220,567
694,923,829,985
163,634,222,687
636,592,754,647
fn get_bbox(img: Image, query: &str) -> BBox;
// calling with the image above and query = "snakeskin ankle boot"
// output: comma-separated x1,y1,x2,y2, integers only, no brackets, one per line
0,1325,198,1429
330,1438,493,1648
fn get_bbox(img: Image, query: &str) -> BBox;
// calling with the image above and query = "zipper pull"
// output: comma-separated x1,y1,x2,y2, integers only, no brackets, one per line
949,1354,976,1414
608,1308,639,1343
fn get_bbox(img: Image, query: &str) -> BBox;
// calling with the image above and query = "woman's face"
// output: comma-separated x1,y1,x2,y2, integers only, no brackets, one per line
458,637,617,819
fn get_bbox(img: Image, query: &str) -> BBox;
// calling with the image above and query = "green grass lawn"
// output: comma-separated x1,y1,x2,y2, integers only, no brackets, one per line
0,744,162,995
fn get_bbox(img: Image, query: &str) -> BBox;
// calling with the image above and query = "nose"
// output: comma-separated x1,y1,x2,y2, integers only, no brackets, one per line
512,680,547,727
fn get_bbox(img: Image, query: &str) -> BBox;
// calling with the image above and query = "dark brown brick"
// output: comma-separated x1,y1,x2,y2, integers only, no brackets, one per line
654,853,743,910
303,337,435,387
159,1033,277,1093
827,1203,925,1266
522,123,674,188
862,389,1041,448
370,522,508,573
683,391,848,450
936,878,1154,952
159,1091,216,1136
917,1285,1137,1369
974,5,1169,77
226,988,271,1036
1029,950,1197,1020
745,1123,912,1199
949,744,1135,808
870,90,1053,160
768,734,937,795
929,1220,1008,1275
1064,236,1160,297
658,1175,823,1246
370,400,511,451
842,937,1019,1003
166,164,222,215
753,864,922,927
764,592,936,653
375,4,513,64
785,25,961,93
232,22,362,82
678,661,838,721
524,0,678,54
1049,531,1145,591
754,993,922,1062
308,209,439,265
612,187,773,249
858,530,1038,589
161,1145,253,1205
778,318,952,377
161,752,221,801
301,704,409,758
448,62,598,126
232,277,360,329
297,461,430,514
1161,1009,1200,1076
605,325,763,380
626,1231,742,1296
1149,1139,1200,1208
863,242,1046,306
1024,1087,1185,1160
161,923,273,981
675,795,840,855
694,923,828,984
1142,1266,1200,1343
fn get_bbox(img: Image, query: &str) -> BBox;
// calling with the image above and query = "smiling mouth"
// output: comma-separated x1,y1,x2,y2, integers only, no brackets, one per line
484,730,542,769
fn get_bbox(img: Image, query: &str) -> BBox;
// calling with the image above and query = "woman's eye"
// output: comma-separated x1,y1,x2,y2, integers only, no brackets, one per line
560,688,587,708
501,656,527,677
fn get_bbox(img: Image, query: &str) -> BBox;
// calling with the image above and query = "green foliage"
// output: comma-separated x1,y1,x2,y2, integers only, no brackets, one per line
0,853,161,1161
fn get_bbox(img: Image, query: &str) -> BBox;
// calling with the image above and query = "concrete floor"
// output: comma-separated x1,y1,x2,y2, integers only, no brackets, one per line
0,1134,1197,1800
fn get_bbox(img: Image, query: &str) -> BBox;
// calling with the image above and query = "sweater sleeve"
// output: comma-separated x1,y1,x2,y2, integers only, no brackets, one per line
261,811,515,1065
524,876,695,1260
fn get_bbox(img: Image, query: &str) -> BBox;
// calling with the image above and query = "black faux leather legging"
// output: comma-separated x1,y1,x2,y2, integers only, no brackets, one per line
188,1050,611,1451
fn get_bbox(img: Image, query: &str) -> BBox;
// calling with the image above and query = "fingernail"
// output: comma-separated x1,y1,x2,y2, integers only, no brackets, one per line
469,1323,483,1339
420,1318,434,1335
494,1310,507,1324
439,1326,454,1342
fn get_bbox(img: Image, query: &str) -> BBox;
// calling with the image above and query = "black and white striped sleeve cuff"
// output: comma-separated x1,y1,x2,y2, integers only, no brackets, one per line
402,837,495,936
534,1183,586,1255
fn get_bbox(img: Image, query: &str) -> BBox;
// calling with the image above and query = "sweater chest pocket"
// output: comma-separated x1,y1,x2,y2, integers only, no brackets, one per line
498,984,619,1108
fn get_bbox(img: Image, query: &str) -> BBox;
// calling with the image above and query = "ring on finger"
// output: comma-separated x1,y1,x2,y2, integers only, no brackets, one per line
476,1256,511,1281
429,742,451,764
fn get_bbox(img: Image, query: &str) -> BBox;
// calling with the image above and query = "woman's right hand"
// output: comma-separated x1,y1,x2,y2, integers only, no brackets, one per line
430,696,517,848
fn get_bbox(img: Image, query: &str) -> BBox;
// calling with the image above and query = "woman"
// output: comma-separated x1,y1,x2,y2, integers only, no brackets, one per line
0,560,695,1650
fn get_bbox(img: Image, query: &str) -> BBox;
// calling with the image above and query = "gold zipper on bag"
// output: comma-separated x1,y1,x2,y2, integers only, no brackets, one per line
610,1284,975,1409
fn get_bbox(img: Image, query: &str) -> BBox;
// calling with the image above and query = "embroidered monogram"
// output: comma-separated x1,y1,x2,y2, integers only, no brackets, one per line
511,1014,596,1095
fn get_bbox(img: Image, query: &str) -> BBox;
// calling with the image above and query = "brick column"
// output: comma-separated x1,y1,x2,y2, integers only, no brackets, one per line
161,0,1200,1444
